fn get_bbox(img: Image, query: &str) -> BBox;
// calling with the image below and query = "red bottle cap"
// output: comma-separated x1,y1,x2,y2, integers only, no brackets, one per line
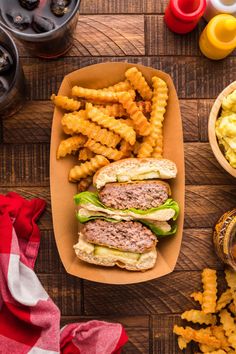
165,0,206,34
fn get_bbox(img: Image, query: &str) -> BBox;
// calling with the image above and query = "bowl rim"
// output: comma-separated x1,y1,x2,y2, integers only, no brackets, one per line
208,80,236,178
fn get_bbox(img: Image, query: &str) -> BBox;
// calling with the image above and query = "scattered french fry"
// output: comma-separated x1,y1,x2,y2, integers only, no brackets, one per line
181,310,216,325
174,268,236,353
173,325,221,347
202,268,217,314
228,302,236,316
177,336,189,350
219,309,236,350
225,269,236,308
216,289,232,312
190,292,203,305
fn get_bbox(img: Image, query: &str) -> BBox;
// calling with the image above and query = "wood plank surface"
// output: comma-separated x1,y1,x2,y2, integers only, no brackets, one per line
83,271,225,316
21,56,236,100
2,1,236,353
80,0,168,14
37,274,82,316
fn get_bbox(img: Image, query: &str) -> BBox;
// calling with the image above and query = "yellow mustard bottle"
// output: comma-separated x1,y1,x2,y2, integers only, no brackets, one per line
199,14,236,60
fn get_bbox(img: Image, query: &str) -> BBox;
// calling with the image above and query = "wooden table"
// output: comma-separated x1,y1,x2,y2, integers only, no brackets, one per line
1,1,236,353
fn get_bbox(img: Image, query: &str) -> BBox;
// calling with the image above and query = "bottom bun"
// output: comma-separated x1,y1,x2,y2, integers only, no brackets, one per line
74,233,157,271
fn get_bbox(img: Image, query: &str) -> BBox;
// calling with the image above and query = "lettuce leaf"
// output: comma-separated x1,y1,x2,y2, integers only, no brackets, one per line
74,191,179,220
77,214,119,223
76,213,176,238
140,220,177,238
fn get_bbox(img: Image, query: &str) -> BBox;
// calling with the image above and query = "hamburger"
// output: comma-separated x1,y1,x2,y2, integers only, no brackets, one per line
73,158,179,271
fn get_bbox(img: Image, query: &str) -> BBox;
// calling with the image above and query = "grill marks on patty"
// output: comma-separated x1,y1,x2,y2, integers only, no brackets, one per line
98,181,170,210
83,220,157,253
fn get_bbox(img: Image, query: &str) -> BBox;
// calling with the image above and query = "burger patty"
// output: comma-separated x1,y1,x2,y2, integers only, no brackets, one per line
83,220,157,253
99,181,170,210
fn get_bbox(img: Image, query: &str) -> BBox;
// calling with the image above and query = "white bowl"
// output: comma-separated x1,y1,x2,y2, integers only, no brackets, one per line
208,81,236,178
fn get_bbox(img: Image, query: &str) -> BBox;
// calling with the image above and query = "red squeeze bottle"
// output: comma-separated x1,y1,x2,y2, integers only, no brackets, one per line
164,0,206,34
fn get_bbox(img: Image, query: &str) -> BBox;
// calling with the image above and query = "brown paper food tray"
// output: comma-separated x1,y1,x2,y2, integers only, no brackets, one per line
50,62,185,284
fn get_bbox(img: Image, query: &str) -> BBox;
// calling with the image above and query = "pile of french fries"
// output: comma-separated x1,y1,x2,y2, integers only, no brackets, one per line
174,268,236,353
51,67,168,191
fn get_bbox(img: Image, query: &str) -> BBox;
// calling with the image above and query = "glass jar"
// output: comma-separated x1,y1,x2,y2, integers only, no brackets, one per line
0,26,26,118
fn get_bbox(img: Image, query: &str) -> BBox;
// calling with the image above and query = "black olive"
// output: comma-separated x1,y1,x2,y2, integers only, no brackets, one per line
0,78,9,97
6,10,31,31
0,48,12,74
19,0,39,10
32,15,55,33
50,0,71,17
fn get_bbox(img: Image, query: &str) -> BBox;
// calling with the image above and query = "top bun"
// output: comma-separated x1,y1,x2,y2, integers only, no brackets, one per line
93,158,177,189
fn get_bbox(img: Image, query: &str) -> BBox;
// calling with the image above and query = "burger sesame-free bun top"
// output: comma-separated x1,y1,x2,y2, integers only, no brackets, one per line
93,158,177,189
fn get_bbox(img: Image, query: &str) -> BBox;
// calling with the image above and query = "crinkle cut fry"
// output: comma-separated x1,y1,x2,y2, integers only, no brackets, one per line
86,103,136,145
117,91,151,136
51,94,81,111
216,289,232,312
138,76,168,158
125,67,152,100
199,344,221,353
200,349,227,354
228,302,236,315
78,148,95,161
120,140,133,158
190,291,203,304
177,336,189,350
202,268,217,314
219,309,236,350
85,139,123,161
69,155,109,182
94,101,151,118
77,177,93,192
102,80,131,92
72,86,136,102
57,135,87,159
72,86,119,102
225,269,236,308
173,325,221,347
211,325,230,349
61,112,121,148
181,309,216,325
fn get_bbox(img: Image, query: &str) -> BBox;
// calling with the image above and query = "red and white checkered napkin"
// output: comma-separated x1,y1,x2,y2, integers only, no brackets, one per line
0,192,128,354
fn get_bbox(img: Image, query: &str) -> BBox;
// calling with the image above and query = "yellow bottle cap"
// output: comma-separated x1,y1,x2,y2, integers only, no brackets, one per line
224,19,236,33
209,15,236,49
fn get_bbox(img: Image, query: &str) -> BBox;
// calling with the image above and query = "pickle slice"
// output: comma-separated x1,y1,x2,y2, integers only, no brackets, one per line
94,245,140,260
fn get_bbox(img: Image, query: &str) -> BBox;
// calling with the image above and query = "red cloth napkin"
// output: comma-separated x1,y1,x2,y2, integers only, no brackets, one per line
0,192,128,354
